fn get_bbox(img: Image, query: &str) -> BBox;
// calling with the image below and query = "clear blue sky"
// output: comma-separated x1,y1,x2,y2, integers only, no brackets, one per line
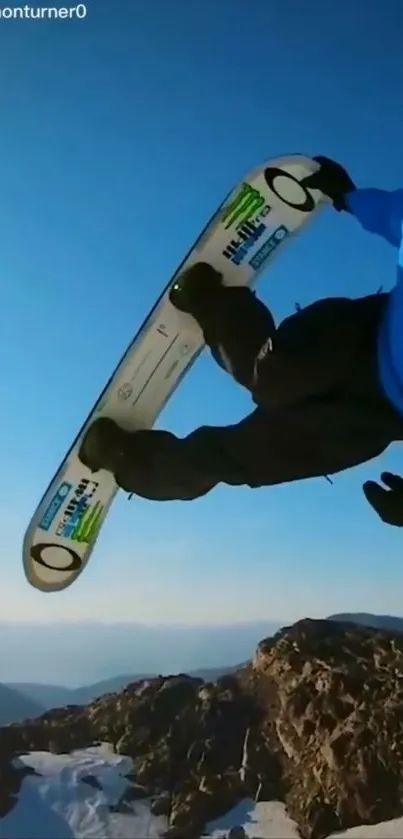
1,0,403,624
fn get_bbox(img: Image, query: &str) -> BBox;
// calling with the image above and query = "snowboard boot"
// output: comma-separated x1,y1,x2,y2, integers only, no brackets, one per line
78,416,129,474
169,261,276,388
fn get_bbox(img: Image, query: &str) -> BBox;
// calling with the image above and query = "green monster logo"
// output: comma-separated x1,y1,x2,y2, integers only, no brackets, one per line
71,501,105,545
222,182,271,230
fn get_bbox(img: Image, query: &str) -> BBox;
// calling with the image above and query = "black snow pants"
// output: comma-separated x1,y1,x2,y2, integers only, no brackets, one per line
112,288,403,501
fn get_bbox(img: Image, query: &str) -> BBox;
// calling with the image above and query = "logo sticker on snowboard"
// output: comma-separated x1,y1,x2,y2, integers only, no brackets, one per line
221,182,271,230
249,225,289,271
38,481,73,531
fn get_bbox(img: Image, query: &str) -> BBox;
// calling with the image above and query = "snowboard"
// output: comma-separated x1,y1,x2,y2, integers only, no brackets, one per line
23,154,327,593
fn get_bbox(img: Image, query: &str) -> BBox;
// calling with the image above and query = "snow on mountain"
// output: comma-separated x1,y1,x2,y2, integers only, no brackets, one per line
0,745,167,839
4,619,403,838
206,800,403,838
2,746,403,839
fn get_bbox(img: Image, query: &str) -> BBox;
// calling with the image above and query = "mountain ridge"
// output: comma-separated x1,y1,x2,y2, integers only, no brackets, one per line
0,683,45,725
6,663,245,709
2,616,403,838
327,612,403,632
7,612,403,712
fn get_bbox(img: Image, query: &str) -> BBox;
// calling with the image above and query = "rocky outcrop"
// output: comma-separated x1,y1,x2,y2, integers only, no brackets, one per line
0,752,39,818
3,619,403,838
252,618,403,838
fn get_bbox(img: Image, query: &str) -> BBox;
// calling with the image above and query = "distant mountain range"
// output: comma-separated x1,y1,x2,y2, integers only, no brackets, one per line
0,619,278,685
327,613,403,633
5,663,244,711
0,683,45,724
2,612,403,721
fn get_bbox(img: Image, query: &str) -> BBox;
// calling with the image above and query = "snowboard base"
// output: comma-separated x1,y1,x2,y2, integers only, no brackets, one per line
23,155,326,592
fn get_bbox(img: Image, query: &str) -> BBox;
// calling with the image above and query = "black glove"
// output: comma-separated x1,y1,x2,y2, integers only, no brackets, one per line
169,263,224,318
302,155,356,211
363,472,403,527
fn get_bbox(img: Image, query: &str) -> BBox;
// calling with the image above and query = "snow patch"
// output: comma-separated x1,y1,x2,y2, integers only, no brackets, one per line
0,744,167,839
329,816,403,838
205,799,300,837
205,798,403,839
2,746,403,839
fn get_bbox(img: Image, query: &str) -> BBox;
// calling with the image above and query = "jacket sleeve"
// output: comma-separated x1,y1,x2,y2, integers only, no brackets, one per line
346,188,403,250
346,187,403,416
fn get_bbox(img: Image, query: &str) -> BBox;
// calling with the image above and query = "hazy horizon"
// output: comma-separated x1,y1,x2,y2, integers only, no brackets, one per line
2,611,403,688
0,618,284,686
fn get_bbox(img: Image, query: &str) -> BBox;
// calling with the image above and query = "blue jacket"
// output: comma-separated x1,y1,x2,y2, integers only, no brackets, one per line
346,187,403,415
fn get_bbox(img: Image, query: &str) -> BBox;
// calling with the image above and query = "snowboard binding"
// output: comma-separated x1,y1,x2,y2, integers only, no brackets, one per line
169,262,225,319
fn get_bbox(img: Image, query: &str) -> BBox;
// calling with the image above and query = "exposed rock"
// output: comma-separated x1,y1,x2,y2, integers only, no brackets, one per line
81,774,103,790
108,799,136,814
0,756,36,818
151,790,171,816
3,618,403,838
252,618,403,837
228,827,247,839
161,827,193,839
123,779,151,799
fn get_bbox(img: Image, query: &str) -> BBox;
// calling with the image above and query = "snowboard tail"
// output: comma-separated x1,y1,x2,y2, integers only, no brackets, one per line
23,155,327,592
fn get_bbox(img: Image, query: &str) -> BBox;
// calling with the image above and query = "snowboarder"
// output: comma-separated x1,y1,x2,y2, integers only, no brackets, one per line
79,157,403,527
